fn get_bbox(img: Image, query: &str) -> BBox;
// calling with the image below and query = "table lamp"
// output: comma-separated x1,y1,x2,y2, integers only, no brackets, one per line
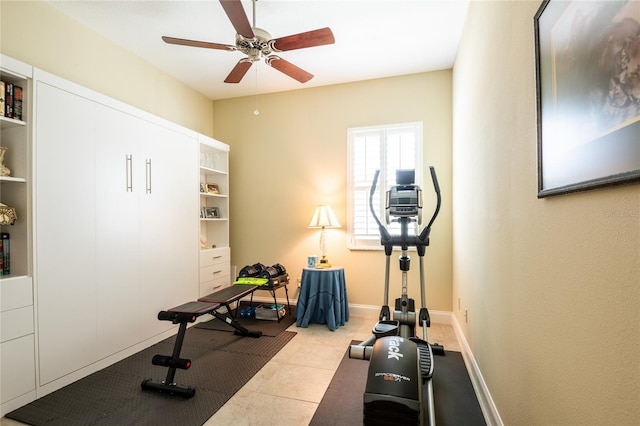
308,205,341,268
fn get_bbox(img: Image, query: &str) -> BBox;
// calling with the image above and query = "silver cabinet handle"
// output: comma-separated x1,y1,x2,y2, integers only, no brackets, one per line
145,159,152,194
212,269,222,275
126,155,133,192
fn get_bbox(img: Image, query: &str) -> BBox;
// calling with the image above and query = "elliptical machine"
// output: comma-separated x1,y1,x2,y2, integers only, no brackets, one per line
349,166,444,426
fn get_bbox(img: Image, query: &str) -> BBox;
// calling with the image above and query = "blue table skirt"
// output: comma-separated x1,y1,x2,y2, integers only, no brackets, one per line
296,267,349,331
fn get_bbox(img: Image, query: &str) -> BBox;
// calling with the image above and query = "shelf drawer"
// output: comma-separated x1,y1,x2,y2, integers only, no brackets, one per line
199,274,231,297
0,276,33,312
1,305,34,343
199,247,230,267
200,263,230,284
1,334,36,404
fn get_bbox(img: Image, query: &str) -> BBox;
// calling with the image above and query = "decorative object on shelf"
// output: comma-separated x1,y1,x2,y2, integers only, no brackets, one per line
0,146,11,176
200,152,219,170
0,203,17,225
203,206,220,219
206,183,220,194
534,0,640,197
200,234,208,249
308,205,341,268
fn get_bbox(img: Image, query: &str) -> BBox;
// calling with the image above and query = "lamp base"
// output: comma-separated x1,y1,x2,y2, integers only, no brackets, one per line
316,256,332,269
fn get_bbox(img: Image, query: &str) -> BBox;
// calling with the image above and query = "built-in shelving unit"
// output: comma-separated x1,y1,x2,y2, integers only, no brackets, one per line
0,54,36,416
199,135,231,297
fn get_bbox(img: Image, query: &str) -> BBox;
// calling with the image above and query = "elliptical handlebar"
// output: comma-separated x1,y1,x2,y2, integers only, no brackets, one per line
422,166,441,238
369,170,391,241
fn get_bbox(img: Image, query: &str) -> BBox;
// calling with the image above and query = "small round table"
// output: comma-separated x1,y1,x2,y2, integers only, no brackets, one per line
295,266,349,330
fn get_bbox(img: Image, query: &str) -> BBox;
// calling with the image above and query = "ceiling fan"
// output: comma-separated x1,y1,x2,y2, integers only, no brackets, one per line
162,0,335,84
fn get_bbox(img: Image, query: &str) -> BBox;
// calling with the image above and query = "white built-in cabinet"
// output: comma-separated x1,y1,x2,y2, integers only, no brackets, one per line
199,136,231,296
0,55,36,416
33,70,199,388
0,59,214,414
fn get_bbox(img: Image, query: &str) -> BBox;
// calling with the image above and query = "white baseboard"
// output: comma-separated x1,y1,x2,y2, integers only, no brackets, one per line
451,315,503,426
347,303,452,325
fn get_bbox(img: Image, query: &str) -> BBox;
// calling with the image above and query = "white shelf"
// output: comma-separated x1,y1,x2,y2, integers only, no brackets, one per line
199,192,228,198
0,176,27,183
200,166,228,176
0,116,27,130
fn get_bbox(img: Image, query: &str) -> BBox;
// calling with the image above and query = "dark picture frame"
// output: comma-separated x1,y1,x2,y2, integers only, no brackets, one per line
534,0,640,197
203,207,219,219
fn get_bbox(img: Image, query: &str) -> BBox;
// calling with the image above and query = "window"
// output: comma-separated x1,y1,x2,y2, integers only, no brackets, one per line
347,122,423,249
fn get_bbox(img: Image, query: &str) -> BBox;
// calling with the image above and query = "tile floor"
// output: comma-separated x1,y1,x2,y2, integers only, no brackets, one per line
1,310,461,426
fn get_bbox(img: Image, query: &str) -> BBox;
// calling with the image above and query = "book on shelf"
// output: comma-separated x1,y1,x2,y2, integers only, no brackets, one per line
0,81,5,117
4,81,13,119
13,85,22,121
0,81,24,121
1,232,9,275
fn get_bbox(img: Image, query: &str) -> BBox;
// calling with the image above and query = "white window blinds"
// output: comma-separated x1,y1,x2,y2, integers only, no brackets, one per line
347,122,423,249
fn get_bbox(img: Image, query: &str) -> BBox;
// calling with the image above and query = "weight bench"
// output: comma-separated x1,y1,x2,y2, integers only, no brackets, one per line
141,284,261,398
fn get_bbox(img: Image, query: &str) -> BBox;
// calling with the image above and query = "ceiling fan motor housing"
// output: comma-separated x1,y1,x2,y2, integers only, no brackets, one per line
236,27,277,61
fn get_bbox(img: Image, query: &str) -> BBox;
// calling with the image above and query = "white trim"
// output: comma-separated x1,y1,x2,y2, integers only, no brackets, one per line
452,315,503,426
1,54,33,78
347,303,452,324
246,299,454,325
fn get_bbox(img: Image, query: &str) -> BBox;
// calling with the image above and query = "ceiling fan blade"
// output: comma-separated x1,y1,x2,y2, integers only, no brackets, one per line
162,36,235,51
271,27,335,52
265,56,313,83
224,59,253,83
219,0,254,39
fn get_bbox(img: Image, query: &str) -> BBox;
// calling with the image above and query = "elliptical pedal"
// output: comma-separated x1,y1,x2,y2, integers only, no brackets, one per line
411,338,434,382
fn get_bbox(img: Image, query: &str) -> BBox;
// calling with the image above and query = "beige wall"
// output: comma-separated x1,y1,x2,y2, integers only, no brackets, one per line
0,0,213,136
1,1,454,311
211,72,454,310
453,1,639,424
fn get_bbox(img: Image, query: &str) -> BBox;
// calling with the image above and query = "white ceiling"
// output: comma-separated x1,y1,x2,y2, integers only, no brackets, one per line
47,0,469,100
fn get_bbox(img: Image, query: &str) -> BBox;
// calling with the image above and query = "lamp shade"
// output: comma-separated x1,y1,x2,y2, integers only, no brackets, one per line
308,205,341,228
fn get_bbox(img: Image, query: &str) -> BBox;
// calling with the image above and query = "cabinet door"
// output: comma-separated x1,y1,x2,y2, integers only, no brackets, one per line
1,335,36,404
35,82,98,385
138,122,199,338
94,105,141,358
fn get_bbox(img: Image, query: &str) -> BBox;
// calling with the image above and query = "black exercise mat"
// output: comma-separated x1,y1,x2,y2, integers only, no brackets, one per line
195,301,295,336
7,328,296,426
310,341,486,426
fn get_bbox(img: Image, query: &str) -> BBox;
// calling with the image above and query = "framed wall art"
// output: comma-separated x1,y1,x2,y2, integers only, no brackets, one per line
534,0,640,197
